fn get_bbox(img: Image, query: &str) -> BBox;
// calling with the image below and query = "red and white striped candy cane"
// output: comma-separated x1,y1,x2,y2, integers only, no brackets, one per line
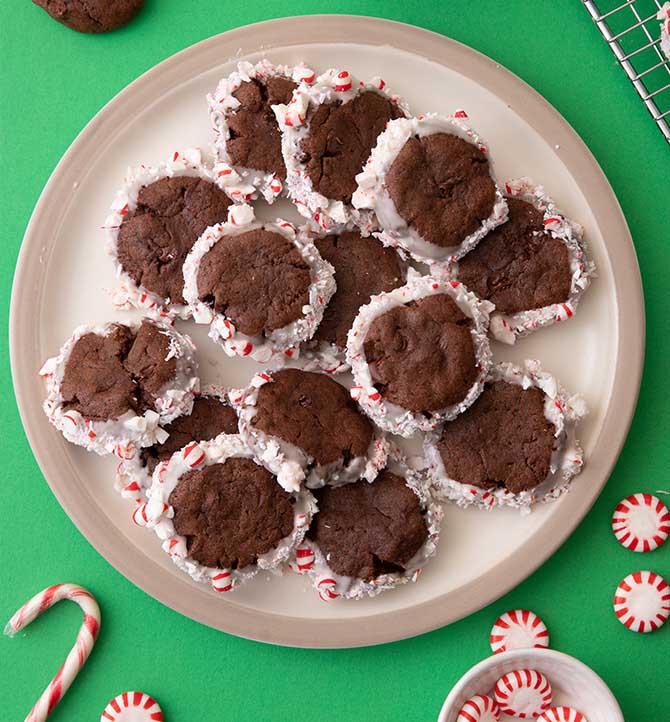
4,583,101,722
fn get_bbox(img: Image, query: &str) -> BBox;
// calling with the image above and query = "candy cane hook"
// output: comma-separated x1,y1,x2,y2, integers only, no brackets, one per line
4,583,101,722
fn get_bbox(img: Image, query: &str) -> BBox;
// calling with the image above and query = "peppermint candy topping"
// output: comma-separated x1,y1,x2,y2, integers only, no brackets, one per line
131,503,149,527
456,694,500,722
335,70,352,92
612,493,670,552
494,669,552,718
538,708,590,722
182,441,206,468
293,545,315,573
211,570,233,593
100,691,163,721
489,609,549,654
317,577,340,601
613,570,670,632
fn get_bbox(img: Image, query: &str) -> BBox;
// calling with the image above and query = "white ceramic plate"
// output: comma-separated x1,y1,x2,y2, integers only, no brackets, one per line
10,16,644,648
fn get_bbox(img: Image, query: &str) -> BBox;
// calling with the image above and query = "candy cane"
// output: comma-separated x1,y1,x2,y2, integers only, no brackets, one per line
4,583,101,722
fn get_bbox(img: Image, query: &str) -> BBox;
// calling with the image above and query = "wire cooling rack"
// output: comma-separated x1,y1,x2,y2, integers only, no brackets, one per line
583,0,670,143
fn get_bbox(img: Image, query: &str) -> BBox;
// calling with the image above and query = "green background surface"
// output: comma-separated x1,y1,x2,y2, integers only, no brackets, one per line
1,1,669,720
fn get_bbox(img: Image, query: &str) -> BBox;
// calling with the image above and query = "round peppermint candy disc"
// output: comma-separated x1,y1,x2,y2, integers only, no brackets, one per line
456,694,500,722
538,708,590,722
489,609,549,654
612,493,670,552
101,691,163,721
613,570,670,632
494,669,552,718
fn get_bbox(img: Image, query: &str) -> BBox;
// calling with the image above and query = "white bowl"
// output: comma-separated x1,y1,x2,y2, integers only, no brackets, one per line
437,648,623,722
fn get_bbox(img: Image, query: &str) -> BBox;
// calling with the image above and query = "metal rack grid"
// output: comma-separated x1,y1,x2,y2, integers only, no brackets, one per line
584,0,670,143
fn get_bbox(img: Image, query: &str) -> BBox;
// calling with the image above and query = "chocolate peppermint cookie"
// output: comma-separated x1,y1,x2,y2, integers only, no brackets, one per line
40,320,198,455
311,471,428,580
106,148,232,318
33,0,143,33
449,178,594,344
183,206,335,363
235,368,388,491
353,113,507,262
275,69,408,233
347,273,492,436
144,435,316,593
293,458,442,600
209,60,315,203
425,360,587,510
457,198,571,311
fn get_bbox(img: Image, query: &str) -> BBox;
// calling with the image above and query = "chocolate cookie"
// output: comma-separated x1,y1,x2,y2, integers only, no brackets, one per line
116,176,231,306
301,90,404,203
170,458,295,570
33,0,143,33
196,228,312,337
436,380,556,494
60,324,135,422
140,395,238,475
314,231,404,349
308,471,428,581
456,198,572,314
227,77,297,180
251,369,373,468
61,320,176,421
363,294,478,413
42,320,199,455
386,132,496,249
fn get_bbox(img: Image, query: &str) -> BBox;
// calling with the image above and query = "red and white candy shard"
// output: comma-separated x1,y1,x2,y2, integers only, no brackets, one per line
456,694,500,722
100,691,163,722
211,570,233,593
538,707,590,722
292,545,315,573
317,577,340,601
613,570,670,632
489,609,549,654
494,669,552,719
611,493,670,552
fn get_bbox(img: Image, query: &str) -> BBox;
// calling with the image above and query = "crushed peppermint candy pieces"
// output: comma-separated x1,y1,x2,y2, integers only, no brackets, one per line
538,708,590,722
613,570,670,632
456,694,500,722
489,609,549,654
493,669,552,719
611,493,670,552
100,691,163,721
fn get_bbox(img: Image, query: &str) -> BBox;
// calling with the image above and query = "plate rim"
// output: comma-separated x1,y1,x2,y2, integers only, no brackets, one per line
10,14,645,648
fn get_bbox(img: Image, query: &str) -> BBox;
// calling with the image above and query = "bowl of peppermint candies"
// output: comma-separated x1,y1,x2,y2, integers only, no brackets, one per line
438,648,623,722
